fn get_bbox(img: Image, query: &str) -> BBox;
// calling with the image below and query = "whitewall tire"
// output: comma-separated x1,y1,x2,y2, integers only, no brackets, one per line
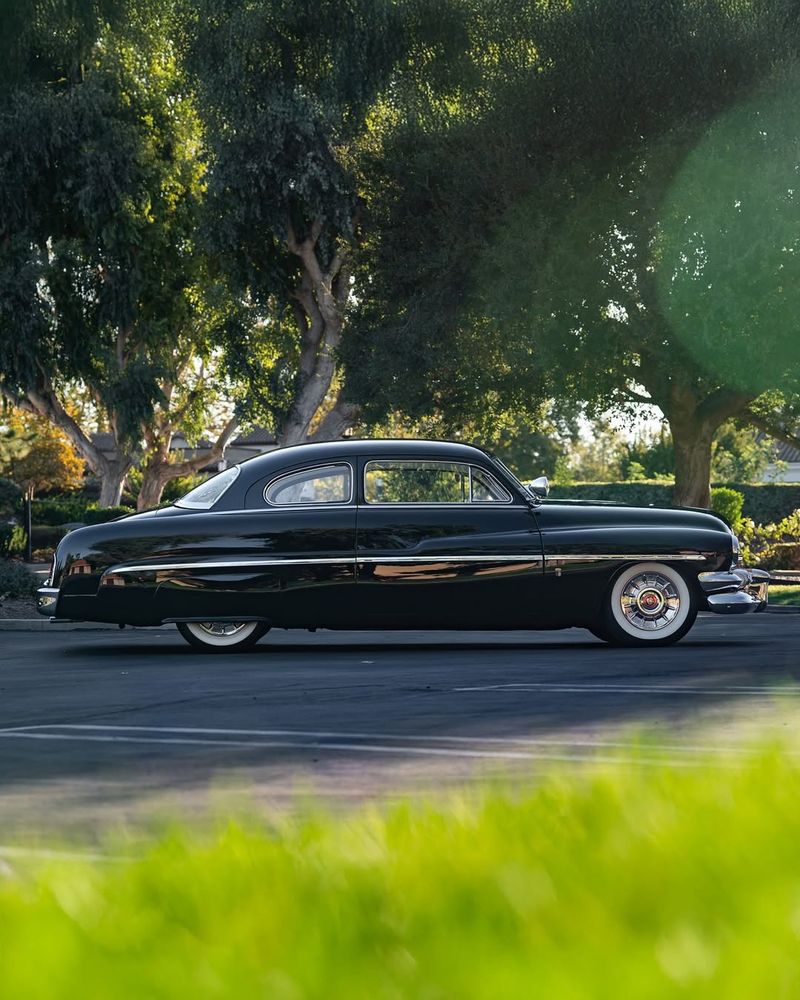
596,562,697,647
176,621,269,652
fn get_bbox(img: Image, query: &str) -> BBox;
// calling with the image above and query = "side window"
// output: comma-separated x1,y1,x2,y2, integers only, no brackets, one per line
264,464,351,506
364,461,470,504
471,467,512,502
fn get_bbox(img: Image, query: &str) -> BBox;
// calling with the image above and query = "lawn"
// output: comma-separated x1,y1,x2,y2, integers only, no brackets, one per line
2,750,800,997
768,584,800,606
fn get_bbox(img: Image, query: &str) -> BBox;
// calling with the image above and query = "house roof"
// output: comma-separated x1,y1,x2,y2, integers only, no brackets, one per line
88,426,278,468
232,428,277,446
773,440,800,464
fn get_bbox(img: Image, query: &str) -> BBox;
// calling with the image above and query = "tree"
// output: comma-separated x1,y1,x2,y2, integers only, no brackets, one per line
4,410,85,560
5,414,85,501
346,0,800,508
0,0,239,508
188,0,467,446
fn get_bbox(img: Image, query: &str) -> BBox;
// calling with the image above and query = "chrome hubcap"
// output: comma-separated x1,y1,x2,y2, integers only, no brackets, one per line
619,572,680,631
196,622,249,638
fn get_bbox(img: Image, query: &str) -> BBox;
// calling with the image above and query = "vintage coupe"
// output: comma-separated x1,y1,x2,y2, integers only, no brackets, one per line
37,439,769,650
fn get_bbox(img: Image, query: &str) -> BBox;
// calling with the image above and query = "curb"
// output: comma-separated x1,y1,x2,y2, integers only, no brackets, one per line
0,620,161,632
765,605,800,615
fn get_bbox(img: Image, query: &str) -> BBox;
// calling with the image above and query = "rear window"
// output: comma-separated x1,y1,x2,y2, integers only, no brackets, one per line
175,466,240,509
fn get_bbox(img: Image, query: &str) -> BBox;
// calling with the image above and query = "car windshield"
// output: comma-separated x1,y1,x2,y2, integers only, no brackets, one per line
175,466,240,509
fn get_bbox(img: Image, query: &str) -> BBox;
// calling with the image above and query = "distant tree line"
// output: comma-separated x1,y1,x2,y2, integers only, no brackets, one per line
2,0,800,508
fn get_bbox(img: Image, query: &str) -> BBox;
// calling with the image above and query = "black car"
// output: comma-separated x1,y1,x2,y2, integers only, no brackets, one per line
37,439,769,650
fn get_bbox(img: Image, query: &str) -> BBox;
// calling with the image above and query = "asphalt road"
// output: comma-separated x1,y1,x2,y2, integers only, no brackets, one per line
0,613,799,840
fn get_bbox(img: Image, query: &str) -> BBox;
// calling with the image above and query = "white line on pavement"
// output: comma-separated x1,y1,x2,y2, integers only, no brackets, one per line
1,723,763,756
0,727,704,766
453,682,800,695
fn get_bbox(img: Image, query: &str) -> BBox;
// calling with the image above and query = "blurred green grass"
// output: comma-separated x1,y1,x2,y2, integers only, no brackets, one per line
2,751,800,997
769,584,800,606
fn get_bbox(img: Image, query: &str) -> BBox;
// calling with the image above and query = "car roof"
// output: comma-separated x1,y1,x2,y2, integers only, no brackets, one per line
237,438,495,478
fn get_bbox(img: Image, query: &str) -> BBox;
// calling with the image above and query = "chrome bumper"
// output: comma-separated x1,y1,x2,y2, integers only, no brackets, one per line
698,568,769,615
36,587,59,617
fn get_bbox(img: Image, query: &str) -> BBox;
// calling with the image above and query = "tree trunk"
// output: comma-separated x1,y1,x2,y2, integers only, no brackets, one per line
310,396,360,441
98,462,130,507
278,216,357,446
137,467,172,510
671,419,714,508
661,382,757,510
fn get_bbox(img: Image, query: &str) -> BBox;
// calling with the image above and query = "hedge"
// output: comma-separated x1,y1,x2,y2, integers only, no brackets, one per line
29,500,134,527
548,481,800,524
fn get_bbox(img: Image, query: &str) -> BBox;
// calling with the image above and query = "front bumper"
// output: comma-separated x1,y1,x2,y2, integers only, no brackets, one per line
36,587,59,617
699,567,770,614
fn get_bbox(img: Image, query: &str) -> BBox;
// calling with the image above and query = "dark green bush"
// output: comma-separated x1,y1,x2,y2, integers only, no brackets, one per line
0,559,38,598
548,481,800,523
0,477,22,515
30,497,88,525
82,505,134,525
29,500,134,527
0,523,25,558
711,487,745,530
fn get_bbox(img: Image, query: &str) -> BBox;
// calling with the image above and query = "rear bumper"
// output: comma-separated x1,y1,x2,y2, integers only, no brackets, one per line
699,568,769,615
36,587,60,616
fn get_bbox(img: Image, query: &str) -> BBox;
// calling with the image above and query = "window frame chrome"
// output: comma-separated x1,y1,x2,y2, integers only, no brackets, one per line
262,462,354,508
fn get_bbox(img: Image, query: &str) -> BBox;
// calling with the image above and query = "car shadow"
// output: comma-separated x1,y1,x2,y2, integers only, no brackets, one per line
55,636,757,657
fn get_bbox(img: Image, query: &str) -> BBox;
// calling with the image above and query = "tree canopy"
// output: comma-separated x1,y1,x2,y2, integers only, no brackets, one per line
2,0,800,507
346,0,800,506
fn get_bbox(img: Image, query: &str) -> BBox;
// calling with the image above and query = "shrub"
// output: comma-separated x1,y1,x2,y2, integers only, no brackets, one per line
711,487,745,530
740,511,800,568
0,523,25,558
0,559,38,598
0,477,22,515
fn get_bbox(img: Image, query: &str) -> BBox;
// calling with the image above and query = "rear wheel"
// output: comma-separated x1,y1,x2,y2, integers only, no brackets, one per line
176,621,269,652
595,562,697,647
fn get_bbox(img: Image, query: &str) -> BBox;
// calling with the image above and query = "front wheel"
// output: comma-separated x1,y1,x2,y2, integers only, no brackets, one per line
176,621,270,652
594,562,697,647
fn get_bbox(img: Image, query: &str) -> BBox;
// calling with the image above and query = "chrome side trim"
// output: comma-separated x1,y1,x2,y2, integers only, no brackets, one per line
546,553,706,562
107,551,705,576
109,557,352,574
357,555,541,563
